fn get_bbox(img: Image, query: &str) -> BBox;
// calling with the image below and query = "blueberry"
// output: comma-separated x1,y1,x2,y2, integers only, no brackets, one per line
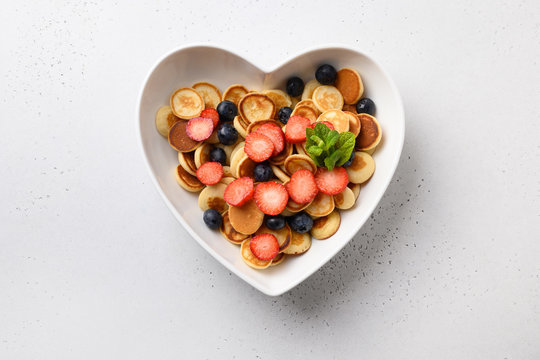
266,215,285,230
315,64,337,85
356,98,375,115
217,100,238,122
210,147,226,165
342,151,355,167
203,209,222,230
217,122,238,145
286,76,304,97
278,107,293,124
253,163,273,182
287,212,313,234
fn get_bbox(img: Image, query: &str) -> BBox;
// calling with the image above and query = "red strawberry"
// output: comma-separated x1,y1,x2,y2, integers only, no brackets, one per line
224,177,254,206
255,123,284,156
250,233,279,261
310,121,335,131
254,181,289,215
315,167,349,195
196,162,223,185
244,132,275,162
200,108,220,127
186,117,214,141
285,169,318,204
284,116,311,143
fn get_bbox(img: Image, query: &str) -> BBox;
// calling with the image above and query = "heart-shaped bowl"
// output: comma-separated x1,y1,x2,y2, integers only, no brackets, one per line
137,44,404,296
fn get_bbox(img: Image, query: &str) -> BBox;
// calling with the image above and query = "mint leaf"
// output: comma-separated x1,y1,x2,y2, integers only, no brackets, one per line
335,132,356,166
314,122,330,140
304,122,356,171
307,145,323,157
324,149,342,170
326,130,340,149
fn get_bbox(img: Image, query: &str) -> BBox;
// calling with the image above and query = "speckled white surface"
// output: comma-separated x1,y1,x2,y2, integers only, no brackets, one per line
1,1,539,359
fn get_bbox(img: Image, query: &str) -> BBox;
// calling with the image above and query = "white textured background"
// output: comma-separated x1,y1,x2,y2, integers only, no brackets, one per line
1,1,539,359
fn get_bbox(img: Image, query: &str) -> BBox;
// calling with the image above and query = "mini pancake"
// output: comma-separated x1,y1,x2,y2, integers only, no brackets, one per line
175,164,204,192
280,208,295,217
192,82,222,109
286,196,312,213
364,147,376,155
230,147,248,178
333,186,355,210
311,210,341,240
346,151,375,184
220,176,235,185
284,154,317,174
305,192,335,217
344,111,361,137
194,143,212,168
296,99,320,115
290,96,300,109
255,223,292,253
168,120,201,152
239,93,275,124
229,199,265,235
241,239,272,269
215,143,236,165
283,231,311,255
270,165,290,183
198,183,228,213
292,105,318,123
222,84,249,105
355,113,382,152
155,105,181,137
178,151,198,176
317,110,350,133
279,164,290,175
222,166,233,177
246,119,283,134
237,154,256,178
301,79,321,100
270,252,286,266
342,103,358,114
348,183,361,200
269,141,293,165
233,115,248,139
335,68,364,104
312,85,344,113
262,89,292,111
206,128,220,144
230,141,246,164
294,143,307,157
220,211,249,245
170,87,205,119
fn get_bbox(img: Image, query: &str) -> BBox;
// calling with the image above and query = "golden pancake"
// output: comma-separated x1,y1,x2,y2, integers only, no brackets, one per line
198,183,228,213
301,79,322,100
270,165,290,183
348,182,361,200
316,109,350,133
229,141,246,164
194,143,212,168
286,197,312,213
290,96,300,109
155,105,181,137
220,176,235,185
222,84,249,105
344,111,361,137
229,200,265,235
311,210,341,240
174,164,204,192
237,154,256,178
230,147,248,178
355,113,382,152
170,87,204,119
233,115,248,139
206,127,220,144
270,252,286,266
168,120,201,152
283,231,311,255
220,211,249,245
342,103,358,114
178,151,198,176
255,223,292,253
240,239,272,269
280,208,295,217
333,186,355,210
246,119,283,134
312,85,344,113
222,166,233,177
269,141,293,165
214,143,236,165
292,105,318,123
262,89,292,111
346,151,375,184
335,68,364,104
192,82,221,109
295,99,320,115
364,147,376,155
239,93,275,124
284,154,317,174
305,192,335,217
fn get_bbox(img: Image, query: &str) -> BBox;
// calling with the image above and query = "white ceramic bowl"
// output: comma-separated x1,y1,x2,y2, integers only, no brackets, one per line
137,44,404,296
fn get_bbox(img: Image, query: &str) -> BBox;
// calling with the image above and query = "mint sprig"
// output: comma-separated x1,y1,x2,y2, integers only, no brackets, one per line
305,123,355,170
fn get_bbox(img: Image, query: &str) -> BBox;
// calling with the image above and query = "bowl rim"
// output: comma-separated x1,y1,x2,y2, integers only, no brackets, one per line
136,43,405,296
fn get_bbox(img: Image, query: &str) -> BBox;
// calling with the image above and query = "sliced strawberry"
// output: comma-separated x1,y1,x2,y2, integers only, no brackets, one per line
254,181,289,215
255,123,284,156
285,169,318,204
244,132,275,162
310,121,335,131
186,117,214,141
224,177,254,206
315,167,349,195
201,108,219,127
250,233,279,260
196,162,223,185
284,116,311,143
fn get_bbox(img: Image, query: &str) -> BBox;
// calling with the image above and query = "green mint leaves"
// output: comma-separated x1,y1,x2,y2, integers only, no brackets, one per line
305,123,355,171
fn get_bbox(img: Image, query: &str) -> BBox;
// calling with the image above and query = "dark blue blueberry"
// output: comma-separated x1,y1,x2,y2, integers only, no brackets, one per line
286,76,305,97
315,64,337,85
342,151,355,167
217,122,239,145
278,107,293,124
266,215,286,230
287,212,313,234
216,100,238,122
209,147,226,166
356,98,375,115
253,163,273,182
203,209,222,230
